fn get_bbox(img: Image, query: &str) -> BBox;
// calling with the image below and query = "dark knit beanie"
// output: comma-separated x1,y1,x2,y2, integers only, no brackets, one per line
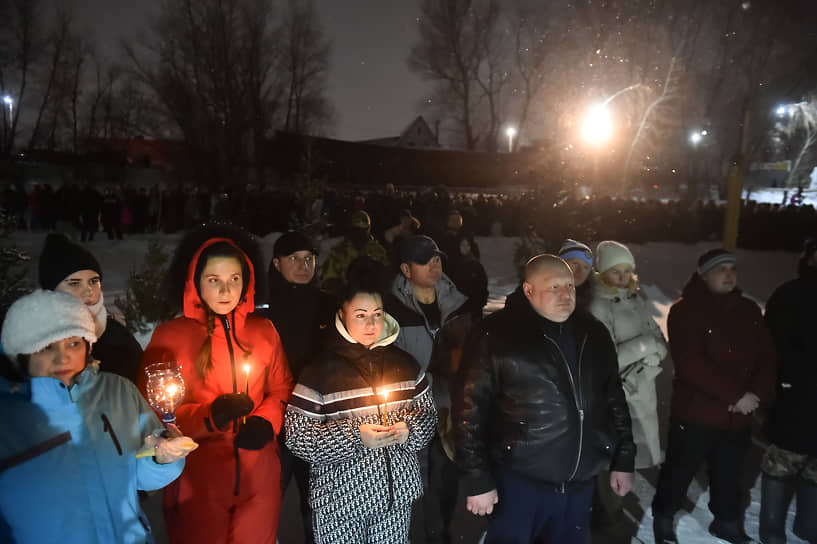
696,248,736,276
38,234,103,290
273,231,318,258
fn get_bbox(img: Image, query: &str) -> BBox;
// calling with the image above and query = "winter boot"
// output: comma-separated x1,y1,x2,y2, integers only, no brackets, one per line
759,474,789,544
708,518,752,543
653,515,678,544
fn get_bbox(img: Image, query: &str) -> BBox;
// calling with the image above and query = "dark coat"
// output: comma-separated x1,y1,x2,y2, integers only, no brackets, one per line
446,256,488,317
452,289,635,496
764,263,817,456
92,317,144,384
667,273,777,431
255,268,336,380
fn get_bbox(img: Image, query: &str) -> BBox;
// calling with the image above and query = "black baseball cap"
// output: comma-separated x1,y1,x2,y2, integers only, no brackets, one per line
273,231,318,258
400,235,446,265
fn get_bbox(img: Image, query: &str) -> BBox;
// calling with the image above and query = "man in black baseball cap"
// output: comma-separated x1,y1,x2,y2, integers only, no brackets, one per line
386,234,473,544
257,230,335,544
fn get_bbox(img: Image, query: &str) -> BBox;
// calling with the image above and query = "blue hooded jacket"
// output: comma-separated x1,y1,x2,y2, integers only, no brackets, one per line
0,363,184,543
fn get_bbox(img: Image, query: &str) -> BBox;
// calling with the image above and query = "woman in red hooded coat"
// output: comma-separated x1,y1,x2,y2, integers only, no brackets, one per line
141,228,293,544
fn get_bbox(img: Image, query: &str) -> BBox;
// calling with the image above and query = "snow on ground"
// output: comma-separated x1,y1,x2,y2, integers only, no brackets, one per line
743,186,817,208
5,230,808,543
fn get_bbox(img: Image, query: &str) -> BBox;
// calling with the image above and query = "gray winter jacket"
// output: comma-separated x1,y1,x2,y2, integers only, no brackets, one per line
385,273,471,411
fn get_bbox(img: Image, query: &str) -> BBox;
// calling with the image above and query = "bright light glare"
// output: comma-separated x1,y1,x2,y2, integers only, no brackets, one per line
2,96,11,105
581,105,613,145
505,127,516,137
690,132,702,144
701,130,708,136
776,105,787,117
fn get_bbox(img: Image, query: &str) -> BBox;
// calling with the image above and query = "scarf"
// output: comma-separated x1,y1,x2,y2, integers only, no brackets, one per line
87,293,108,339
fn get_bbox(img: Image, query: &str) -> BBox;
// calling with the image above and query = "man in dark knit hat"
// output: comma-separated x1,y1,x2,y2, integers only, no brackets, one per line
254,230,335,544
652,248,777,544
38,233,143,383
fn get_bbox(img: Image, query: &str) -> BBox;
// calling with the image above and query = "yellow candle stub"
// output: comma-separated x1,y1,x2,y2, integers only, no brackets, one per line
381,391,389,426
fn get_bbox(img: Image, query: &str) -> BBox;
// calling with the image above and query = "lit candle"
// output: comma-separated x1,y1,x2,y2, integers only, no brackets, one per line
243,364,251,424
381,391,389,426
166,384,178,414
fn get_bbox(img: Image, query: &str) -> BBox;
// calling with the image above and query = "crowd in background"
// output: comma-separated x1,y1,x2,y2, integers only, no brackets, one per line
1,181,815,251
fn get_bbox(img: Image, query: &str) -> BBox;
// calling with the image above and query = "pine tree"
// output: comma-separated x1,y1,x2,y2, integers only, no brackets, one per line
115,239,175,334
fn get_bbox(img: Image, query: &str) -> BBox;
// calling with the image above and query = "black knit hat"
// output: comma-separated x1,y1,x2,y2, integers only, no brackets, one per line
38,234,103,290
273,231,318,258
696,248,735,276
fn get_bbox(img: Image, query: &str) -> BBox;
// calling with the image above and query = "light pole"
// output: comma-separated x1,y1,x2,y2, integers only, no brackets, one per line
2,96,12,121
506,126,516,152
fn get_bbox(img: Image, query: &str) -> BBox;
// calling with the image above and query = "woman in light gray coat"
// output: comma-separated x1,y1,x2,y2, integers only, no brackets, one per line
589,240,667,469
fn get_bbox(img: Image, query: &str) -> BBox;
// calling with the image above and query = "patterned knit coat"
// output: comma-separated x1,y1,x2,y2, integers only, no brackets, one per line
285,313,437,526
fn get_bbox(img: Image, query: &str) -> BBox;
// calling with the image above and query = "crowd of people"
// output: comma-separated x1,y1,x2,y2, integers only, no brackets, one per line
0,205,815,543
2,181,815,251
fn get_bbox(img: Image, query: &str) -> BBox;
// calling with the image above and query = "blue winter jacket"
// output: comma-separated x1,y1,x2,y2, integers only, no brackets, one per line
0,363,184,543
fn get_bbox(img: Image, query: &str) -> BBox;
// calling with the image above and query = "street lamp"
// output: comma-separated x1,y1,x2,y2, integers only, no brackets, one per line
2,95,12,120
581,104,613,146
505,126,516,152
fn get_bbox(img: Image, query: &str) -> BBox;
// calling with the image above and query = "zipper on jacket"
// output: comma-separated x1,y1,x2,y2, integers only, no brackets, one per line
220,316,238,395
542,332,584,482
220,315,242,497
101,413,123,456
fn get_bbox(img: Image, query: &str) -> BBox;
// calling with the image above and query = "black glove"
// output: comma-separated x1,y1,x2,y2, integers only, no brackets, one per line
234,416,275,450
211,393,254,430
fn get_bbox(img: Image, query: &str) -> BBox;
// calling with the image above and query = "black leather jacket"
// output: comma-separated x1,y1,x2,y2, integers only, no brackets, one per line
452,289,635,495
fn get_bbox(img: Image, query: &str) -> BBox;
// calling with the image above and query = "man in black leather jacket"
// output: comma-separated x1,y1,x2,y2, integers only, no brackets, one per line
452,254,635,543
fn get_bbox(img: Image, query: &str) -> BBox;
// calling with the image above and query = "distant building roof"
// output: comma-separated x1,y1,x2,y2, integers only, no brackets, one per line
86,137,188,169
358,116,440,149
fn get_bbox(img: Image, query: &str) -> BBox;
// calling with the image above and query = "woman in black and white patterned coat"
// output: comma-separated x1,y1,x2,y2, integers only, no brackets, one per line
285,258,437,544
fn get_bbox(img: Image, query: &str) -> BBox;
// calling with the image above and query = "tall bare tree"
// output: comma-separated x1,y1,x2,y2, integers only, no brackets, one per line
280,0,333,135
125,0,284,187
410,0,499,150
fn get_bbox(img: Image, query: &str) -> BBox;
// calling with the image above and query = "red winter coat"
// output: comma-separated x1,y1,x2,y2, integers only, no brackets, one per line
667,273,776,431
141,238,293,544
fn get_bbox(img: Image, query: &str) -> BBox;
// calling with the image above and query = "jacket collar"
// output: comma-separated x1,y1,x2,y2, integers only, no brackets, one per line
504,286,585,338
1,361,101,405
680,272,743,306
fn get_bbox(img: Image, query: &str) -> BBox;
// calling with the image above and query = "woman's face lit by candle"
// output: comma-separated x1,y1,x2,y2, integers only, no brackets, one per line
339,292,385,347
199,256,244,315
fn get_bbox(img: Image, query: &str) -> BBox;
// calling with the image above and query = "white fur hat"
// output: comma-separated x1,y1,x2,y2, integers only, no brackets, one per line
595,240,635,273
2,290,98,360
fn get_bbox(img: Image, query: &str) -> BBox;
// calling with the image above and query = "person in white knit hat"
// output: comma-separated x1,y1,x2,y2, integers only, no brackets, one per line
0,290,195,544
588,240,668,529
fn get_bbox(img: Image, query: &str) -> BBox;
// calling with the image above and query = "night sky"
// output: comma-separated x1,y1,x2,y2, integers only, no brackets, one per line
73,0,430,142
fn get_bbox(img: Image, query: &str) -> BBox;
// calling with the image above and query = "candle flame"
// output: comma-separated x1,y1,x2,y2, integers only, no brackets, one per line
167,384,178,396
244,364,250,374
382,391,388,402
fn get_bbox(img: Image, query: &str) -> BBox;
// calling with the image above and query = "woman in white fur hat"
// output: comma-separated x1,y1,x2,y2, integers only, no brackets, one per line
588,240,668,526
590,240,667,468
0,290,195,544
